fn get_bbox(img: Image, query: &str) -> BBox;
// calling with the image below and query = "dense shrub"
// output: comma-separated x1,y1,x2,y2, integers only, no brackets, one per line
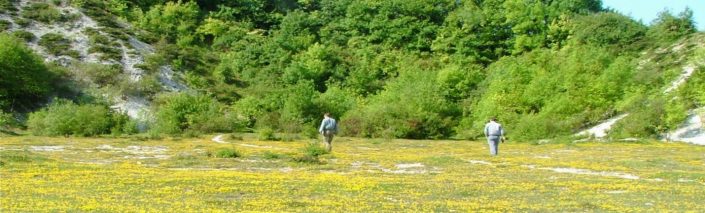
27,99,134,136
152,92,246,135
342,60,459,139
463,45,637,140
257,127,278,141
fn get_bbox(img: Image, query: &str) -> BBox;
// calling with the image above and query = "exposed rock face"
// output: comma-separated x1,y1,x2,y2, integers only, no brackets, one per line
1,1,188,121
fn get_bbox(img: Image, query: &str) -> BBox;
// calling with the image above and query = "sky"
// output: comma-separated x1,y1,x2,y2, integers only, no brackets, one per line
602,0,705,31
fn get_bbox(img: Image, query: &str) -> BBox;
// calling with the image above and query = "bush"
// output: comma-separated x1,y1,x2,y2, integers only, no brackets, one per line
0,111,13,128
302,142,328,157
21,3,62,24
0,20,9,31
27,99,133,136
11,30,35,42
292,142,328,164
110,112,138,136
262,151,282,160
85,29,123,61
39,33,79,58
13,18,29,27
211,148,241,158
72,63,123,85
119,73,162,98
609,98,665,139
152,92,246,135
257,127,278,141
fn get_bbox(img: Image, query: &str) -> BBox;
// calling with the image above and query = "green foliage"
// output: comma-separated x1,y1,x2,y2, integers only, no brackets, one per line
465,45,637,140
647,8,696,43
11,30,35,42
13,17,29,27
293,142,328,163
110,112,138,135
85,28,123,62
503,0,602,53
262,151,282,160
27,99,131,136
133,1,200,46
72,63,123,86
38,33,80,58
0,151,48,164
152,92,245,135
79,0,129,33
4,0,702,141
210,148,241,158
342,58,458,139
570,12,648,51
0,0,18,14
0,20,9,31
0,33,52,111
0,111,13,128
302,142,328,157
257,127,278,141
21,2,63,24
609,98,665,139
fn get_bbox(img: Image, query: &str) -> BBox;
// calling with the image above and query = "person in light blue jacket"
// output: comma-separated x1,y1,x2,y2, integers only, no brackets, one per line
318,113,338,152
484,117,505,156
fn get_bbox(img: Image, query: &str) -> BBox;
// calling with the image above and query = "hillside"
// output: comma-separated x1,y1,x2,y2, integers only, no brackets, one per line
0,0,187,119
1,0,704,142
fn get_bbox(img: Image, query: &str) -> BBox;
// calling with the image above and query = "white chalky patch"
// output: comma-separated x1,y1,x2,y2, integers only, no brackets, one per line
576,114,629,138
541,167,640,180
95,145,169,159
211,134,227,144
467,160,492,165
238,144,273,149
665,65,697,93
666,108,705,145
30,146,65,152
677,178,695,183
395,163,424,169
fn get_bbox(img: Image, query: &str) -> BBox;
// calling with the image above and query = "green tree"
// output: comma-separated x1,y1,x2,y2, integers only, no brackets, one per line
134,1,201,46
0,33,52,112
569,12,647,51
647,8,696,43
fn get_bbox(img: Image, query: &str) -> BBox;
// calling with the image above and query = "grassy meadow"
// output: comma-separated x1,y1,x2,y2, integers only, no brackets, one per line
1,135,704,212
